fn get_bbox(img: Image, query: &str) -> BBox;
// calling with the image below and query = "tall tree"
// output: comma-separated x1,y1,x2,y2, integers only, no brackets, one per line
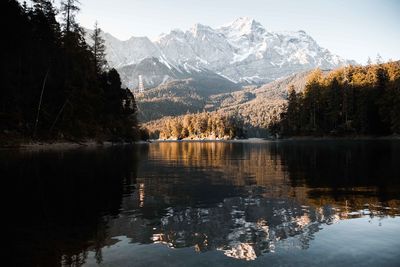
60,0,80,34
303,69,323,132
376,53,383,64
286,85,300,134
91,21,107,73
327,77,342,131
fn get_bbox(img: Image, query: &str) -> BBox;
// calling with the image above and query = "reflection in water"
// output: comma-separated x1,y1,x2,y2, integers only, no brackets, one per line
4,147,141,267
4,141,400,266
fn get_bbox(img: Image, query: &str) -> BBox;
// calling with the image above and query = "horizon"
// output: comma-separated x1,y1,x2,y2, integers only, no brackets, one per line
25,0,400,64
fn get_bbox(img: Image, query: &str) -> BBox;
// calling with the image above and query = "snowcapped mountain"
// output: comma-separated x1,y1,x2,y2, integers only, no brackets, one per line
87,17,355,88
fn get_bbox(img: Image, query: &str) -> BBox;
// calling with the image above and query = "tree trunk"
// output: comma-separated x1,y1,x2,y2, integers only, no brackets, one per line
33,68,50,139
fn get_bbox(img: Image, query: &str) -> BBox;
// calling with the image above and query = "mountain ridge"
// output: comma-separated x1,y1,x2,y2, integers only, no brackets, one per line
85,17,355,89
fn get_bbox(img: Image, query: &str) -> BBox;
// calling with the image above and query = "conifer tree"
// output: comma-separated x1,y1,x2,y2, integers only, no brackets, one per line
286,85,300,134
327,77,342,131
91,21,107,73
60,0,80,34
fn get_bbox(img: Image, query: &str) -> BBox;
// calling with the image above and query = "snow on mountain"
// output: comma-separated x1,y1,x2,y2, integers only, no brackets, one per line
87,17,355,88
219,17,268,63
117,57,238,92
154,24,234,71
85,29,161,68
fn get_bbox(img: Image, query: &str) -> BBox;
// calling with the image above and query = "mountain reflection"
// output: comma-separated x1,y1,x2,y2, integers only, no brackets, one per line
114,193,336,260
105,141,400,262
4,141,400,266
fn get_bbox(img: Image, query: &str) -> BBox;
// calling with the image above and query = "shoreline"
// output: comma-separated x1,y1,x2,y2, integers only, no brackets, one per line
1,135,399,150
277,135,400,141
153,135,400,142
0,140,150,151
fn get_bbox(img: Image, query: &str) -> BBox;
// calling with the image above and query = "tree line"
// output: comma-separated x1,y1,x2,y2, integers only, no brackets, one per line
1,0,139,143
276,61,400,136
155,112,246,140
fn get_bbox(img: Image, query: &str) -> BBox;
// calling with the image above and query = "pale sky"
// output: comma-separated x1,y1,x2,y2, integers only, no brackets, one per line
26,0,400,64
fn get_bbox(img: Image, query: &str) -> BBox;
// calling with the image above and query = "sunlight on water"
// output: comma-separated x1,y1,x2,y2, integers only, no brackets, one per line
4,140,400,266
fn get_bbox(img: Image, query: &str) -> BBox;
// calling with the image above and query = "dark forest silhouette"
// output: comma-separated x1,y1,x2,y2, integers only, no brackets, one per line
1,0,139,143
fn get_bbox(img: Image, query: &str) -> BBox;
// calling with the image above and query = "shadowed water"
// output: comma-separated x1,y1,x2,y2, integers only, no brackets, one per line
4,140,400,266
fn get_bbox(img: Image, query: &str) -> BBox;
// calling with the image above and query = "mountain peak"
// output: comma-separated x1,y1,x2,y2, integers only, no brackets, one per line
190,23,214,36
230,17,262,28
221,17,265,36
231,16,256,24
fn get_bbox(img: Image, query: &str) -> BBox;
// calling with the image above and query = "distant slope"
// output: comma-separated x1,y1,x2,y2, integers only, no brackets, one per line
136,77,241,122
141,70,314,136
136,80,206,122
206,70,311,111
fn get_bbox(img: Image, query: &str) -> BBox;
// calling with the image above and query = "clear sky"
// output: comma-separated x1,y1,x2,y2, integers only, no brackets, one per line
29,0,400,64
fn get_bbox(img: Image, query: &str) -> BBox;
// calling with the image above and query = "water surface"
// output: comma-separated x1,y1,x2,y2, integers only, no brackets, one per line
4,140,400,266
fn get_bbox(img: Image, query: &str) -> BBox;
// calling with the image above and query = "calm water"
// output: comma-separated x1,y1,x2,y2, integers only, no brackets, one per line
4,140,400,266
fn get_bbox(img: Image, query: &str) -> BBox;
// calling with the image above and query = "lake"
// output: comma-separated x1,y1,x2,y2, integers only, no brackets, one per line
4,140,400,266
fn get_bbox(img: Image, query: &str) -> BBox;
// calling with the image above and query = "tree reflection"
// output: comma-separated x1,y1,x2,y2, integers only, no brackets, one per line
4,141,400,265
4,146,141,267
101,141,399,261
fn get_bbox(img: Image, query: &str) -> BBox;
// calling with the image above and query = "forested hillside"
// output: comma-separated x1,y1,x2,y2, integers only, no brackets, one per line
144,63,400,139
0,0,139,143
141,71,312,138
277,61,400,136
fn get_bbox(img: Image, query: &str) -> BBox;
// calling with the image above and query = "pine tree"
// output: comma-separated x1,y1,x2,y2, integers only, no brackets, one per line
342,81,355,131
91,21,107,73
376,53,383,64
286,85,300,134
60,0,80,34
303,69,323,132
327,77,342,131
